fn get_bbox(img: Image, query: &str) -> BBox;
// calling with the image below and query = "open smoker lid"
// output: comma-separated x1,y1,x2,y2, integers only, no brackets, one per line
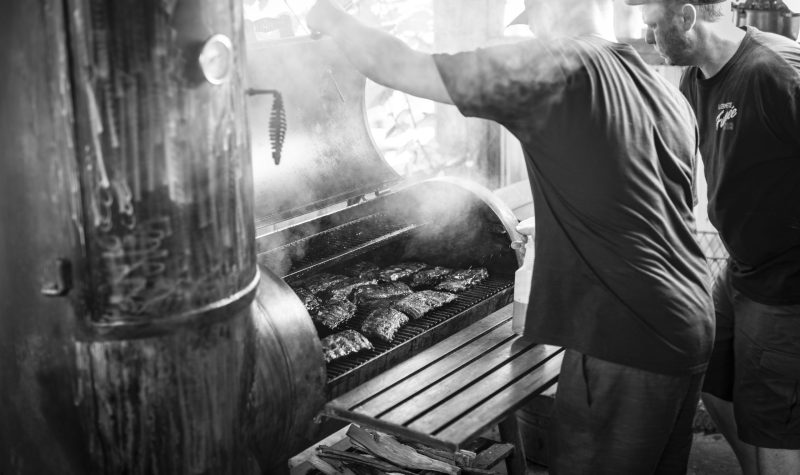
247,36,402,229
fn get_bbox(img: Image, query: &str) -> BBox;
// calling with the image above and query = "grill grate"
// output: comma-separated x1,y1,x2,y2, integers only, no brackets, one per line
259,212,428,280
325,276,513,383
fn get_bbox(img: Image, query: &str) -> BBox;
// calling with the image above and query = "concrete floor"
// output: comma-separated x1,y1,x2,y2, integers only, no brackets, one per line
522,433,742,475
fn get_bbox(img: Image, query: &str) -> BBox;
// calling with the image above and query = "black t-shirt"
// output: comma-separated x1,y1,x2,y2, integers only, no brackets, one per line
434,36,713,375
680,27,800,305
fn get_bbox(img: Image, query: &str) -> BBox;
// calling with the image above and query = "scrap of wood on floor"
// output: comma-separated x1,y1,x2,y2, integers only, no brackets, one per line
291,424,514,475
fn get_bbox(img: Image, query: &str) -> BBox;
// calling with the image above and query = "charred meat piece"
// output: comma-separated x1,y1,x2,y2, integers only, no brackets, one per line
293,287,321,314
353,283,413,305
409,266,453,289
303,273,349,295
358,295,408,314
377,262,429,283
321,330,373,363
435,268,489,293
325,277,380,302
313,299,357,330
394,290,457,320
343,261,381,279
361,307,409,343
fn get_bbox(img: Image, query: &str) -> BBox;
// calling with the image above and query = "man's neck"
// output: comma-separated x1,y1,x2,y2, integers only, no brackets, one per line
695,24,746,78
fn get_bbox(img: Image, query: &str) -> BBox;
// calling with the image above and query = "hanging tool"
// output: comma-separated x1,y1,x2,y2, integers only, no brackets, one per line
247,89,286,165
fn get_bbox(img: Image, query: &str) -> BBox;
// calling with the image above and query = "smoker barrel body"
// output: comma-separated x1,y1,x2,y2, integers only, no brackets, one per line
1,0,327,473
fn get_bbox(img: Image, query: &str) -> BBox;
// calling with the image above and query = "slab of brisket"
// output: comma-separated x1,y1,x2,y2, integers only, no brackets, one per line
325,276,380,302
293,287,321,314
353,283,413,305
321,329,373,363
313,299,357,330
377,262,429,283
358,294,408,314
409,266,453,289
303,273,350,295
434,268,489,293
361,307,409,343
393,290,457,320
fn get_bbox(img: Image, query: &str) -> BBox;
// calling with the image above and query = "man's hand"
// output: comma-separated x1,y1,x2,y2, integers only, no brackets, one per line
307,0,345,37
303,0,453,104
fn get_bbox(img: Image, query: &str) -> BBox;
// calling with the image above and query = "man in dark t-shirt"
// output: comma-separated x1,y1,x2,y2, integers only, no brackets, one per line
633,0,800,473
309,0,714,472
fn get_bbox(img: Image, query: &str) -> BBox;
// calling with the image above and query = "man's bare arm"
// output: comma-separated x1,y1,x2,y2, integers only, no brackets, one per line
307,0,454,104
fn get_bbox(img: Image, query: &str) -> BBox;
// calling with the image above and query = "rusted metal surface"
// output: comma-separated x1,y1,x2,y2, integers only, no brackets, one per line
0,0,90,473
247,37,401,231
65,0,256,332
1,0,329,473
247,268,327,473
75,312,259,474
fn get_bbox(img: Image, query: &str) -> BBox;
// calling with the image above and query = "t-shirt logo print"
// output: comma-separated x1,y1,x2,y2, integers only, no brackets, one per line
716,102,738,131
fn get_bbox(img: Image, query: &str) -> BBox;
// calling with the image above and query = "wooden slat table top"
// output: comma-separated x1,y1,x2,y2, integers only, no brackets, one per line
324,305,563,451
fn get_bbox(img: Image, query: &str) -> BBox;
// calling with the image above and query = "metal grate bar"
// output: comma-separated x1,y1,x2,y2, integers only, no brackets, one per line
259,212,430,280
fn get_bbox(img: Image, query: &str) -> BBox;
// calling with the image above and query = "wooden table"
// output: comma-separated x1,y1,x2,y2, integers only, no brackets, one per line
323,305,563,474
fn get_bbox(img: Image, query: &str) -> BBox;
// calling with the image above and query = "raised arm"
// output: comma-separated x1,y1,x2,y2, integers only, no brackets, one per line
307,0,454,104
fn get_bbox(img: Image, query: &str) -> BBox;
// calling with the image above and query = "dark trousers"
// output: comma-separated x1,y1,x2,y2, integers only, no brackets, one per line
550,349,704,475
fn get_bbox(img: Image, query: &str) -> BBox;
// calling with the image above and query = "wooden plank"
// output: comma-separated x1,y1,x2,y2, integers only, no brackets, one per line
407,346,562,437
434,350,564,446
324,347,561,452
353,323,516,416
289,425,352,471
323,407,456,451
473,443,514,470
346,425,460,475
327,309,510,411
375,337,539,426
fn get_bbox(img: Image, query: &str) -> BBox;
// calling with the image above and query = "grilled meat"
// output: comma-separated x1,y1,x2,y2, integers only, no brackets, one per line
313,299,357,330
303,273,350,295
353,283,413,305
343,261,381,279
377,262,429,283
409,266,453,289
393,290,457,320
358,295,407,313
361,307,409,343
293,287,321,314
325,277,380,302
435,268,489,293
321,330,373,363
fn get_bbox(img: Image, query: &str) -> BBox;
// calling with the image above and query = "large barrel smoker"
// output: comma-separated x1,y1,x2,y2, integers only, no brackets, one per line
1,1,525,473
735,0,800,39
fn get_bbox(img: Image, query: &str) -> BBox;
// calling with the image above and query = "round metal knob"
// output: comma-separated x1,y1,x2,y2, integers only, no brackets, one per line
198,34,234,85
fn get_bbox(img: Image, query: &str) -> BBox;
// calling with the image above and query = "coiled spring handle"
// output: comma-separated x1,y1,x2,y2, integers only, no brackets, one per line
247,88,286,165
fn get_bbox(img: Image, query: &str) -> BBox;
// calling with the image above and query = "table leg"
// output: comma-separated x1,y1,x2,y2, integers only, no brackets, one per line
499,415,528,475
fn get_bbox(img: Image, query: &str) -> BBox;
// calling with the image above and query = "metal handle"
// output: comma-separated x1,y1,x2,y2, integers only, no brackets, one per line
247,89,286,165
40,258,73,297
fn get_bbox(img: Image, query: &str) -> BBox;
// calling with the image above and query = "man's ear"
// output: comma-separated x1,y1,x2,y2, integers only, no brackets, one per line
680,3,698,31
